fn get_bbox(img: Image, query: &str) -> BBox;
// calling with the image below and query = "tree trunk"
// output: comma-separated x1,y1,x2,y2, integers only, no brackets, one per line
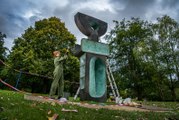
136,85,143,101
158,74,165,101
170,86,176,101
137,91,143,101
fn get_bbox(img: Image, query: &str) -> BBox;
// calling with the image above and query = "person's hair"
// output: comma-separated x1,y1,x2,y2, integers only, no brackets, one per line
53,51,60,57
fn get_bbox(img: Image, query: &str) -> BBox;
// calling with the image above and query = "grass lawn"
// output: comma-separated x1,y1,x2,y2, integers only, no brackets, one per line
0,90,179,120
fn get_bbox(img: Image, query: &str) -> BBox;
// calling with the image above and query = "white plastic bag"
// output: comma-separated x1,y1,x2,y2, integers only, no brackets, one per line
115,97,123,104
123,98,131,105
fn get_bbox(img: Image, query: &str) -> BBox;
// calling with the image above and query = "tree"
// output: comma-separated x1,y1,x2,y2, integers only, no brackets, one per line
106,18,153,100
7,17,79,93
0,32,9,85
153,15,179,101
0,32,7,61
135,27,167,100
106,15,179,101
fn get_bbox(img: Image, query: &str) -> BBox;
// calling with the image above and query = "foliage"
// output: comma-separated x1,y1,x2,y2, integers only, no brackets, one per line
106,15,179,101
0,32,7,61
4,17,79,93
0,32,8,84
106,18,153,100
153,15,179,101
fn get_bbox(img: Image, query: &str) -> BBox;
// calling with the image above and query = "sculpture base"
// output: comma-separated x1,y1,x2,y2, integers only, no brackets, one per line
80,89,107,102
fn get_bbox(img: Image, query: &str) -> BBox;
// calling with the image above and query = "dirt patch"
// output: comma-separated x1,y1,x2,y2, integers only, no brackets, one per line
24,94,171,112
67,102,148,111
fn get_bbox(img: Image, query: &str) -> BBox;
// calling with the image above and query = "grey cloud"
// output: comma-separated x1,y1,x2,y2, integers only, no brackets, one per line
160,0,179,21
0,0,40,48
161,0,179,8
1,0,179,49
115,0,156,19
53,1,119,42
0,1,29,35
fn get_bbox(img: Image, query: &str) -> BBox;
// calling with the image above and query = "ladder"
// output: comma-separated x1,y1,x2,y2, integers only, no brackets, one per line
73,59,120,100
106,60,120,98
74,86,80,100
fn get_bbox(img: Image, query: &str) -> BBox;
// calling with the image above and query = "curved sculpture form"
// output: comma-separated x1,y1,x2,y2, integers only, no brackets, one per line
89,57,106,97
74,12,108,41
74,12,109,102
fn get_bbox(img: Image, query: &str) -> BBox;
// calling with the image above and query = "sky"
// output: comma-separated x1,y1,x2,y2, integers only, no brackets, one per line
1,0,179,50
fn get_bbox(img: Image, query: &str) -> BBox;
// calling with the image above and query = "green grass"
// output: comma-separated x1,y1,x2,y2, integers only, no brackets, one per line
0,90,179,120
140,101,179,111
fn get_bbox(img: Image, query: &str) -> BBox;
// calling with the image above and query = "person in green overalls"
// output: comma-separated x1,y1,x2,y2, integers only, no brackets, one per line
49,50,68,99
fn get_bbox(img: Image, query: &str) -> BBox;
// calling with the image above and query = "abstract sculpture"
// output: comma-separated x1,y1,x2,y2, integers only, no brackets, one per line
74,12,109,102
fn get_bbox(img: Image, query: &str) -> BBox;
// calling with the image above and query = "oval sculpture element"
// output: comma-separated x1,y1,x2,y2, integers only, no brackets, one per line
89,57,106,97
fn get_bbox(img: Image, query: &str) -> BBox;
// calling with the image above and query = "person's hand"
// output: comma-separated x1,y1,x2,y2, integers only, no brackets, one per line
66,49,69,53
64,49,69,54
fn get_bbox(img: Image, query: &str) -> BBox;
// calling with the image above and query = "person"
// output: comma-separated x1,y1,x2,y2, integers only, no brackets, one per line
49,50,68,99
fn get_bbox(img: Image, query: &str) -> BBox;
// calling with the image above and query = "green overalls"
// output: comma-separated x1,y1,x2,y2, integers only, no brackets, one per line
49,55,67,98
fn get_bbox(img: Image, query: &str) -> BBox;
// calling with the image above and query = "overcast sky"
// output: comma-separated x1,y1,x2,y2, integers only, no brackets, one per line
1,0,179,50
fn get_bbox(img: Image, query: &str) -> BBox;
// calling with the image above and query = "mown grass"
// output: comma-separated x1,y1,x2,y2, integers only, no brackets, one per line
0,90,179,120
140,101,179,111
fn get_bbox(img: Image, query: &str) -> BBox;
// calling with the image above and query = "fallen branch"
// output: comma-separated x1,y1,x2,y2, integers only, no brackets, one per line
61,108,78,112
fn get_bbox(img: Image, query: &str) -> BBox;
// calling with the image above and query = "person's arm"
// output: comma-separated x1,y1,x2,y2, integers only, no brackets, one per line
57,55,68,62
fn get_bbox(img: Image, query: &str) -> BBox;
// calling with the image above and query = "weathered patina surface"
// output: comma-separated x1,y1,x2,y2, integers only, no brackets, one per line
74,12,107,41
74,12,108,102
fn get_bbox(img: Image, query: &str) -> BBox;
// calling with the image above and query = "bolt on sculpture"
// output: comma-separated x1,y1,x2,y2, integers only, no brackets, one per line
74,12,109,102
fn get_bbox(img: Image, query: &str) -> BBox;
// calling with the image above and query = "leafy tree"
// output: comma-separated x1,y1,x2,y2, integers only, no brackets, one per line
0,32,7,61
107,15,179,101
106,18,153,100
135,26,168,100
0,32,8,82
7,17,79,93
153,15,179,101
